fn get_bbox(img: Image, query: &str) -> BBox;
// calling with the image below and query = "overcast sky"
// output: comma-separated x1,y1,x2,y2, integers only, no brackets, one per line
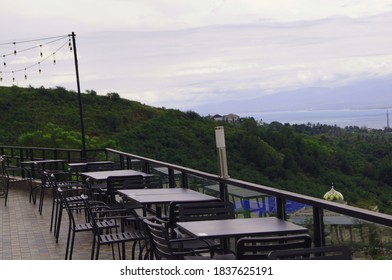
1,0,392,114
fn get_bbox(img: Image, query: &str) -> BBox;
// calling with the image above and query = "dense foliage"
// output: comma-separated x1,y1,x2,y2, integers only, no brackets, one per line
1,85,392,213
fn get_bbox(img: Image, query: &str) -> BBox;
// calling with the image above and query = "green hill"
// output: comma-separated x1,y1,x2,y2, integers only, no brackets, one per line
1,85,392,213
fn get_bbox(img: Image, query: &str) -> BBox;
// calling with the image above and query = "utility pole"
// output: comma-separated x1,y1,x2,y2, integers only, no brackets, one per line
70,32,87,159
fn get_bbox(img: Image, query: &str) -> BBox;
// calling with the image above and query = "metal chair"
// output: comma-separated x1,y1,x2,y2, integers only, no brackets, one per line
178,201,235,221
83,195,146,260
45,172,88,243
57,187,118,259
267,245,352,260
236,234,312,260
86,162,115,172
143,217,215,260
0,155,34,206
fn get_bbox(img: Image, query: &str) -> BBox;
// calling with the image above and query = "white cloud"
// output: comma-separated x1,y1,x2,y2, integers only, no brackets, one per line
1,1,392,111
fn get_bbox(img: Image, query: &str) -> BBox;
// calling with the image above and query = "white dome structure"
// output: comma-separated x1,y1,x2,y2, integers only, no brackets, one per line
323,185,344,201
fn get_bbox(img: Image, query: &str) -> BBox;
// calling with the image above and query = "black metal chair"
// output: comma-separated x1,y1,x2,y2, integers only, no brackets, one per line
143,217,215,260
267,245,352,260
57,187,118,259
178,200,236,221
82,195,146,260
177,201,236,253
86,162,115,172
45,172,88,243
0,155,34,206
236,234,312,260
106,175,163,216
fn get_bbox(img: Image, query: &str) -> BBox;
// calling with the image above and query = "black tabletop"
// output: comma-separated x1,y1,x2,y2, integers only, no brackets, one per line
67,161,114,168
80,169,151,181
21,159,67,165
118,188,218,204
176,217,308,239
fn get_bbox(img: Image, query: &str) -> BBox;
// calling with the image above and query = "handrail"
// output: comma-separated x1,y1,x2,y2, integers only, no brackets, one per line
2,145,392,251
104,148,392,227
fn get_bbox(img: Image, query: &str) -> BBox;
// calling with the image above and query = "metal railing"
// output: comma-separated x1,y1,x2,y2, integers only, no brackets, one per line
1,145,392,258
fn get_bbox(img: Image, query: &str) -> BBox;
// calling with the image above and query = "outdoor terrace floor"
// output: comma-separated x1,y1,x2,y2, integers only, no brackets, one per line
0,182,139,260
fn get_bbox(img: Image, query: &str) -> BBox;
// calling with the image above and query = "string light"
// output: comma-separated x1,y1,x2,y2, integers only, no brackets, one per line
0,34,70,83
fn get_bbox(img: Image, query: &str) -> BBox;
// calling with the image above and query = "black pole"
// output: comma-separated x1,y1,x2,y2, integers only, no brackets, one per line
70,32,86,159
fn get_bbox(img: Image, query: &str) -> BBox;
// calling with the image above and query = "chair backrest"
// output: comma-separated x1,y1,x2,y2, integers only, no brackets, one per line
143,176,163,189
267,245,352,260
167,200,217,238
143,217,175,260
56,186,79,228
178,201,235,222
236,234,312,260
86,162,115,172
106,175,145,204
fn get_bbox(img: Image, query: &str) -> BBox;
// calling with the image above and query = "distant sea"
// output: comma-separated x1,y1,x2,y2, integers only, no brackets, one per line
239,108,392,130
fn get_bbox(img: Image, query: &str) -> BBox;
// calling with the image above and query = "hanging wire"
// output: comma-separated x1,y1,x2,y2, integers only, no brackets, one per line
0,36,70,78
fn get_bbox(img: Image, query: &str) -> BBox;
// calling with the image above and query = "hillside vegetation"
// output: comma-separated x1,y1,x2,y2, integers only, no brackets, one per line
1,85,392,213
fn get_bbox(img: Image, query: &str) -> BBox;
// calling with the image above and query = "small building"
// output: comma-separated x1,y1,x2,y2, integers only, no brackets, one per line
224,113,240,123
212,114,224,121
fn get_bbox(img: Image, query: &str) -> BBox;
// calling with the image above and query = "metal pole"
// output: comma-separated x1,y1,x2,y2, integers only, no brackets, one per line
70,32,86,158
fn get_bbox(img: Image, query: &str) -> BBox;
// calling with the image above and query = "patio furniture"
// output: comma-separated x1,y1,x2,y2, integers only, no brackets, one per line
176,217,309,253
57,187,118,260
236,234,312,260
143,217,215,260
268,245,352,260
82,195,146,260
177,201,236,252
45,172,88,243
1,155,34,206
118,188,218,218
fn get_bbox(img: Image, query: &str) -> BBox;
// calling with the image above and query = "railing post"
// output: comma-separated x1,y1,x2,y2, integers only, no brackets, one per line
313,207,326,247
168,169,176,188
219,181,228,202
276,197,286,220
181,172,188,189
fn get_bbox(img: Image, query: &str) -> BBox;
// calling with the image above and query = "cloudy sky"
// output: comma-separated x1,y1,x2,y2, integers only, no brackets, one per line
1,0,392,115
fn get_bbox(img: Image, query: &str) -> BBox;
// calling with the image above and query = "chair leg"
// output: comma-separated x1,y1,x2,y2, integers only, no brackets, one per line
29,179,36,204
95,242,101,260
4,181,10,206
50,198,56,232
68,230,77,260
38,186,45,215
91,236,96,260
55,206,63,243
65,227,72,260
